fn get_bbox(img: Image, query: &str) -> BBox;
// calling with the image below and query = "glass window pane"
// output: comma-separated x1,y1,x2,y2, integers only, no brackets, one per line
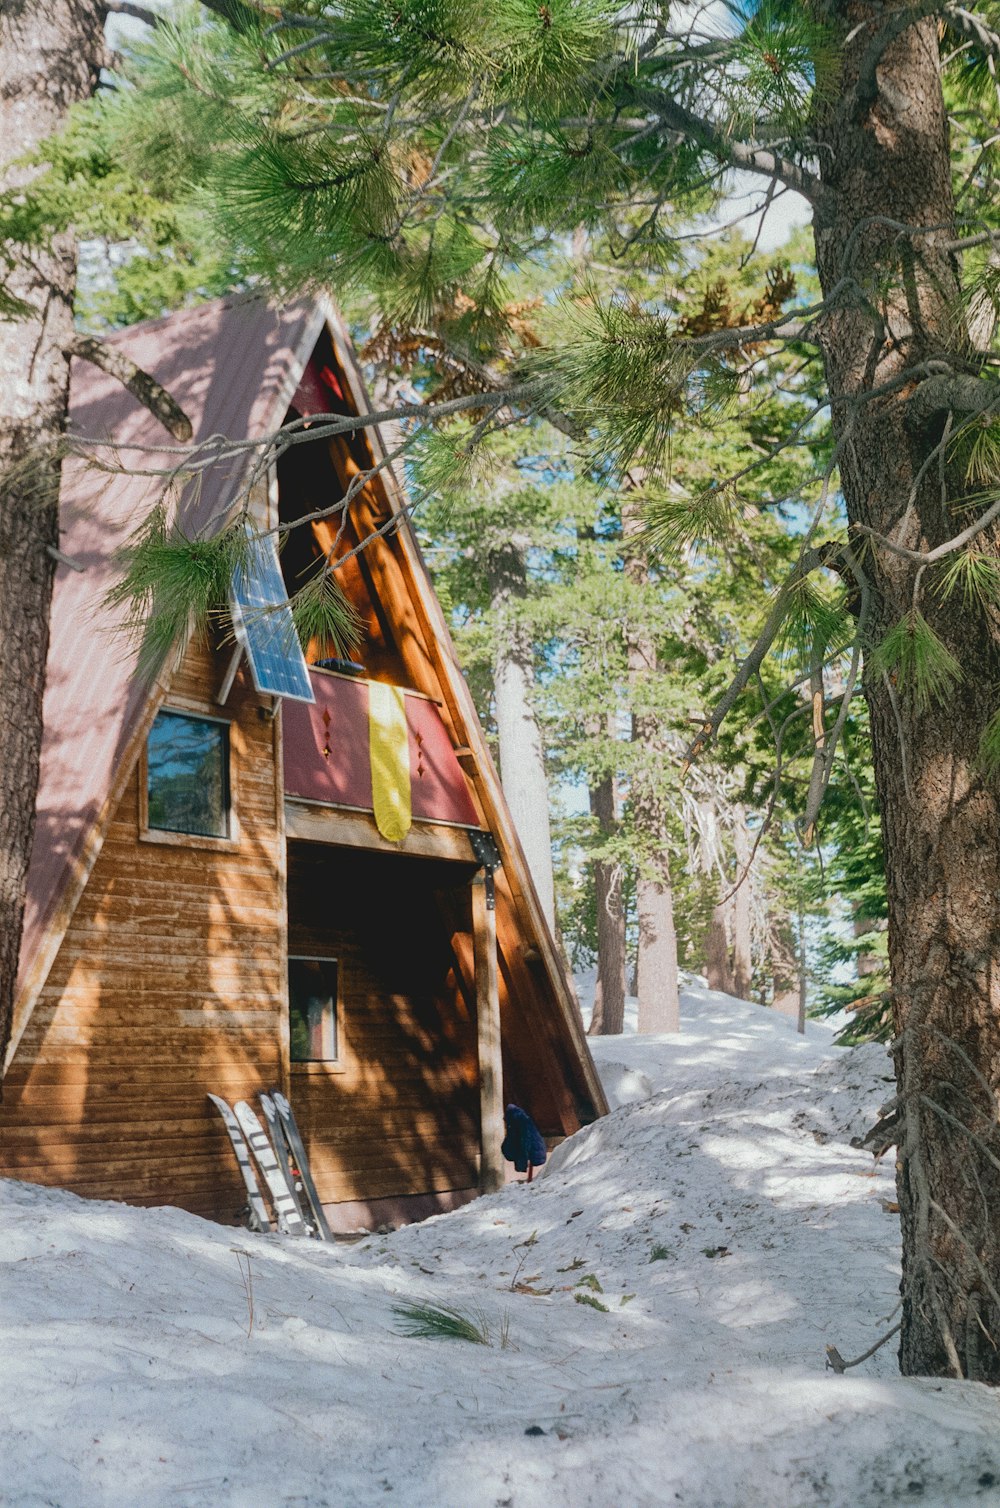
289,957,338,1062
147,711,229,838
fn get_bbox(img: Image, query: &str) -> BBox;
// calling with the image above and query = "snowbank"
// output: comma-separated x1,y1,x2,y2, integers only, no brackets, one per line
3,985,1000,1507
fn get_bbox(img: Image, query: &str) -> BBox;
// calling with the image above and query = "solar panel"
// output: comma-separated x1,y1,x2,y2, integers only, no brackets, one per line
230,527,315,704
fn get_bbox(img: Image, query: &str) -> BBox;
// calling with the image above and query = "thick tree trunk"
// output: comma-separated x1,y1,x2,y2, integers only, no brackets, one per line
814,9,1000,1380
0,2,105,1071
587,744,626,1036
622,497,680,1032
486,540,557,933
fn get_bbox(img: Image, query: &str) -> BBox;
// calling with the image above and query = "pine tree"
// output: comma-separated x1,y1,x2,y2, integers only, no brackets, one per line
0,0,264,1083
0,2,112,1074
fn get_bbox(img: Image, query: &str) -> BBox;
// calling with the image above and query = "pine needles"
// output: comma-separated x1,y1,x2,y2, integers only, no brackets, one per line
289,559,363,659
870,610,963,715
393,1300,512,1347
105,504,253,680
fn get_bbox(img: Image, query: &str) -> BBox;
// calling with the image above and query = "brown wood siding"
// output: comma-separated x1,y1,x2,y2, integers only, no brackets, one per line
0,639,286,1223
286,843,481,1206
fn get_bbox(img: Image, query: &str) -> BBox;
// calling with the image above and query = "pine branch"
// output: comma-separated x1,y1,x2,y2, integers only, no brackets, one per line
196,0,266,34
65,335,193,442
942,4,1000,59
906,371,1000,430
628,86,830,207
684,542,845,769
71,380,539,467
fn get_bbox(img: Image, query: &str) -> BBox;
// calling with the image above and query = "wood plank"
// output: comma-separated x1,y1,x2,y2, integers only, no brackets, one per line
285,799,477,862
472,874,505,1193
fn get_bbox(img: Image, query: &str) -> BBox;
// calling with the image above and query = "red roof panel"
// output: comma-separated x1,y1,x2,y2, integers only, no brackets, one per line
19,294,319,991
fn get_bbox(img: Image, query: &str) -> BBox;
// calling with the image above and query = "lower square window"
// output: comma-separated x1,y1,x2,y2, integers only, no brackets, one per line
289,956,339,1062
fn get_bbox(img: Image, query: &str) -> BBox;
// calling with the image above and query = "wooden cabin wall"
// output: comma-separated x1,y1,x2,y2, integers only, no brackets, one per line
0,640,285,1222
286,843,481,1212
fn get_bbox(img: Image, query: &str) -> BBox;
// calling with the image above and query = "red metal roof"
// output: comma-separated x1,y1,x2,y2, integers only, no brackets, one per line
18,293,320,994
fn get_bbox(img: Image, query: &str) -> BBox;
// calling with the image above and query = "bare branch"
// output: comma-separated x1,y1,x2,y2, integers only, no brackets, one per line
101,0,164,25
906,371,1000,430
825,1322,902,1374
66,334,193,442
943,4,1000,60
630,87,830,206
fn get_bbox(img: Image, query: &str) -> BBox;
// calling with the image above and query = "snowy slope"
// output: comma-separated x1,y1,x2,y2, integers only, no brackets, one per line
3,985,1000,1508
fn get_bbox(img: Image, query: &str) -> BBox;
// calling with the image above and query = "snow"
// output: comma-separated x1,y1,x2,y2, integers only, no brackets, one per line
4,984,1000,1507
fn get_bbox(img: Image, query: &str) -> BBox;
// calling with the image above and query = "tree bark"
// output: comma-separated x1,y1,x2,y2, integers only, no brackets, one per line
485,538,557,932
813,8,1000,1380
796,901,807,1038
622,497,680,1032
587,731,626,1036
0,1,105,1072
770,914,799,1023
729,806,753,1003
698,799,732,994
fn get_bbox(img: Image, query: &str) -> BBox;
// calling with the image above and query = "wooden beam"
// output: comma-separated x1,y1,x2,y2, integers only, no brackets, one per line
472,873,505,1193
284,799,477,863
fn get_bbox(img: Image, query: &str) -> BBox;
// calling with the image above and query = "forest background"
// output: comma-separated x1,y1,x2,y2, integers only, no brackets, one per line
32,5,888,1049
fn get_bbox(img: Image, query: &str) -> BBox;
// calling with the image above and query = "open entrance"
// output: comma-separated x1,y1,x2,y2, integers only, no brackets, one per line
286,840,483,1231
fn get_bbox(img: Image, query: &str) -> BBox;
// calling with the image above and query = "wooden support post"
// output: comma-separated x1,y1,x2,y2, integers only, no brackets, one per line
472,871,505,1193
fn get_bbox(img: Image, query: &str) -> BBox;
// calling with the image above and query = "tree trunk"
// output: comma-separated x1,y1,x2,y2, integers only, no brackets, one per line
814,10,1000,1380
486,539,557,932
622,496,680,1032
587,739,626,1036
698,799,732,994
770,914,799,1023
796,901,807,1038
853,908,884,980
729,806,753,1003
0,1,105,1072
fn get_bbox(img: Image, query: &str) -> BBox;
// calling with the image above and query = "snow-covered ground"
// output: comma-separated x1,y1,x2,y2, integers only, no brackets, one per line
4,984,1000,1508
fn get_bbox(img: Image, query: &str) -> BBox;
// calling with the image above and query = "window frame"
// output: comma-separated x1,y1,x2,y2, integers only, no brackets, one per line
139,705,240,852
287,953,342,1067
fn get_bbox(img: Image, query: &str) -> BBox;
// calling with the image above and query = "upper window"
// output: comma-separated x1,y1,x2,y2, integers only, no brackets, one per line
146,711,230,839
288,956,339,1062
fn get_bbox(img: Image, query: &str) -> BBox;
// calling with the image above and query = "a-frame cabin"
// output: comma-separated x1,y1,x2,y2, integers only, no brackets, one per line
0,293,606,1231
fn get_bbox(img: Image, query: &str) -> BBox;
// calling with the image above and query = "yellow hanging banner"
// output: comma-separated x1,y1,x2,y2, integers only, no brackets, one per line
369,681,412,843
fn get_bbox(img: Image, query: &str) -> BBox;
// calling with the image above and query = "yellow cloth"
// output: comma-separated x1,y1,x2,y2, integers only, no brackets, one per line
369,681,412,843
